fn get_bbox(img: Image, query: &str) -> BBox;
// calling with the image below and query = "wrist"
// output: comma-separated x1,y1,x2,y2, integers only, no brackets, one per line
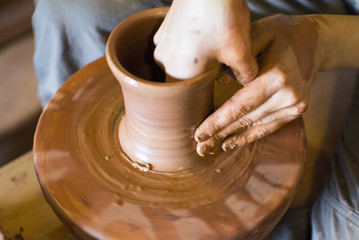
314,15,336,71
315,14,359,70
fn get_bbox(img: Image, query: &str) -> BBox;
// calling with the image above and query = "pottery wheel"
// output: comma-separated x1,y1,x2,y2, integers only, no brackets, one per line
34,57,306,240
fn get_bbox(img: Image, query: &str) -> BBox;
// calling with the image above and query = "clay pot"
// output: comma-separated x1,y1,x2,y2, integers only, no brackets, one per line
106,7,220,172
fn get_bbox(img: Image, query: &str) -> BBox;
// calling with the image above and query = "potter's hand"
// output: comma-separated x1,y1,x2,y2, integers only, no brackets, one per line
195,14,326,156
154,0,258,84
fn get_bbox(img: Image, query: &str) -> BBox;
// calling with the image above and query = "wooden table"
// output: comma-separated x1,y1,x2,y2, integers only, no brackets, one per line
0,151,75,240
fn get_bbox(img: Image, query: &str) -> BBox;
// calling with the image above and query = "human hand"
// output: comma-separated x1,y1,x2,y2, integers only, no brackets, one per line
195,14,326,156
154,0,258,84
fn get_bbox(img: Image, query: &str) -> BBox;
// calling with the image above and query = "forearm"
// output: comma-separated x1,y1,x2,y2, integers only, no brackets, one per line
318,14,359,70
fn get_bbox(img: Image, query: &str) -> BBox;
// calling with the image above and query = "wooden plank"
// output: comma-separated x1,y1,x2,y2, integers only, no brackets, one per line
0,151,75,239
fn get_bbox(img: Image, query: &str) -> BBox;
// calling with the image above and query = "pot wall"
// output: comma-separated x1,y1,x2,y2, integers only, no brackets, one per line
106,7,220,172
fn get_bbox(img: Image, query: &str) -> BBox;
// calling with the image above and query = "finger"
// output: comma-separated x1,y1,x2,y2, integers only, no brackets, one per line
195,43,284,144
153,17,166,46
197,111,301,156
221,115,299,150
194,74,277,143
196,138,222,157
153,25,162,46
206,88,308,142
252,99,307,125
220,1,259,85
216,64,236,85
196,124,247,156
218,104,304,152
219,41,258,86
202,93,286,143
250,19,275,58
153,4,173,46
195,94,303,154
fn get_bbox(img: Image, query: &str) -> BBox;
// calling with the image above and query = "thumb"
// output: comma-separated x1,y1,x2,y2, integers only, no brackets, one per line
250,20,275,66
226,50,258,86
218,35,258,86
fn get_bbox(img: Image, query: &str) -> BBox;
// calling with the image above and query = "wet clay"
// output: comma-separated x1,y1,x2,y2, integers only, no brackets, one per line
34,56,306,240
34,7,306,240
106,7,220,172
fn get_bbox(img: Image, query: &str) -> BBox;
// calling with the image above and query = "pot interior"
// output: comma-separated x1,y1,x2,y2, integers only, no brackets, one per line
115,16,166,83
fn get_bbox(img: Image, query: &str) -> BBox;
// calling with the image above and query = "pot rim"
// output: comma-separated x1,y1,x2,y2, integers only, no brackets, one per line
105,7,220,89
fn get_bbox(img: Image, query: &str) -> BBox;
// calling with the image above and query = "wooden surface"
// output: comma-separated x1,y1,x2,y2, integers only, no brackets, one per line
0,151,75,240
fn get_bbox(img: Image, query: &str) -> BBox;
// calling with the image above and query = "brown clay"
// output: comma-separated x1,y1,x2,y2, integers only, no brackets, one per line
106,7,220,172
34,7,306,240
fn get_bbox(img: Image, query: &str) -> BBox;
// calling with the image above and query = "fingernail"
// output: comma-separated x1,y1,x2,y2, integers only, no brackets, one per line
196,144,206,157
222,142,234,152
222,137,238,151
222,142,229,152
197,143,216,157
195,129,208,142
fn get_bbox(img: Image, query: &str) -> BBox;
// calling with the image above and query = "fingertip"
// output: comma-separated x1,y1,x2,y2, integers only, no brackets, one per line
222,50,259,86
221,142,228,152
221,136,239,151
196,143,205,157
216,64,236,85
197,141,221,157
153,33,159,46
153,25,163,47
194,128,208,142
235,58,259,86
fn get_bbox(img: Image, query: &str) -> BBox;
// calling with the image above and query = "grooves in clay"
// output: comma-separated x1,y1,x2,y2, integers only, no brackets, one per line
106,7,220,172
34,56,306,239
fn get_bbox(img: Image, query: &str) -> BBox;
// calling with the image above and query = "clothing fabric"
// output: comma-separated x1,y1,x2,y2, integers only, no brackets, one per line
265,79,359,240
310,80,359,240
343,0,359,14
32,0,359,239
32,0,172,107
32,0,350,107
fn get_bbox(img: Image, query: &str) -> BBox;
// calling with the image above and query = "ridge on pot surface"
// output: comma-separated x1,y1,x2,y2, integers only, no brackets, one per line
106,7,220,172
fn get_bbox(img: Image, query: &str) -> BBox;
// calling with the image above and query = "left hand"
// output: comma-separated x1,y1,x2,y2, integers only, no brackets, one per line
195,14,326,156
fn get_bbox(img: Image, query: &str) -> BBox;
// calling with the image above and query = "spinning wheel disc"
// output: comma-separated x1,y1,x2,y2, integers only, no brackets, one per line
34,57,306,240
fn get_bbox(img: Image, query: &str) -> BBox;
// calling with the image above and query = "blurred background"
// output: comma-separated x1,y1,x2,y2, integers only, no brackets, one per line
0,0,41,166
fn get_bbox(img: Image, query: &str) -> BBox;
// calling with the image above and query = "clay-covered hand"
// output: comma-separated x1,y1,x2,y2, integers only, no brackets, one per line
154,0,258,84
195,14,326,156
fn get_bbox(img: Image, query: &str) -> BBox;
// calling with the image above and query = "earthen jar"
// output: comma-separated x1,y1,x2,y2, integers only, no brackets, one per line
106,7,220,172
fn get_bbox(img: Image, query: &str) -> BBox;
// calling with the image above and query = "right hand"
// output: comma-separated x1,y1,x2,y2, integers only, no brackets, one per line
154,0,258,84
